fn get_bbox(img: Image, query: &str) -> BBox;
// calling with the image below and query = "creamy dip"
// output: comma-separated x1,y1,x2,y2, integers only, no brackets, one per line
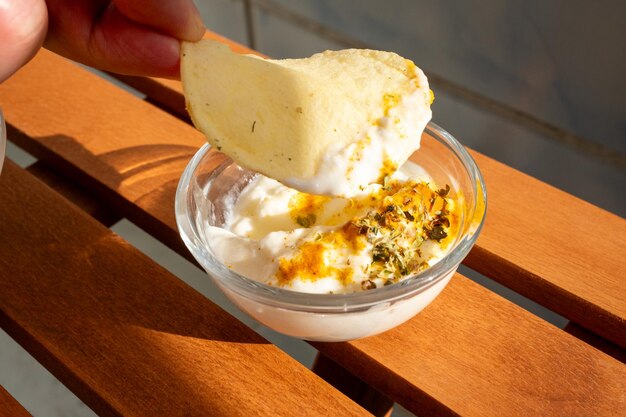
207,162,458,294
285,70,433,197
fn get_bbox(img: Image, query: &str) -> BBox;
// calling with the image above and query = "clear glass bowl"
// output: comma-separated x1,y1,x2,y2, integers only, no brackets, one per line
176,123,487,341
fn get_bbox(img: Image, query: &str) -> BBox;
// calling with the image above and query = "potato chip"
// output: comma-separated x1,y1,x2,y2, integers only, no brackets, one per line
181,40,432,196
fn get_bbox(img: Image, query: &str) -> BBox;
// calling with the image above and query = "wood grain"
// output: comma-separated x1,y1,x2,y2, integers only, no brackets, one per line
0,160,367,417
312,354,394,417
564,322,625,363
0,386,31,417
27,161,121,227
464,151,626,347
108,32,626,348
1,48,624,416
314,275,626,416
2,50,204,258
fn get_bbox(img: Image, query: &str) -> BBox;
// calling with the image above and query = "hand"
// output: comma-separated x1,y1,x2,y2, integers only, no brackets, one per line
0,0,48,82
0,0,205,83
45,0,205,79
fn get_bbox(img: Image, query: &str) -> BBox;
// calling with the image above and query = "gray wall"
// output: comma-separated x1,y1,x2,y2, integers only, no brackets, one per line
199,0,626,216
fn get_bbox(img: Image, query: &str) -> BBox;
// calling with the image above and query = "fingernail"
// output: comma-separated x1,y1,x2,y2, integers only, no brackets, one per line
188,4,206,40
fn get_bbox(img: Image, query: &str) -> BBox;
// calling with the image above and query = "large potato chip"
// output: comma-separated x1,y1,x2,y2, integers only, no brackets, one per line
181,40,432,196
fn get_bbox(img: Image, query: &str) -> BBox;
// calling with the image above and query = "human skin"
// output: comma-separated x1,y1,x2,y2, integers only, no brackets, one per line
0,0,48,82
0,0,205,83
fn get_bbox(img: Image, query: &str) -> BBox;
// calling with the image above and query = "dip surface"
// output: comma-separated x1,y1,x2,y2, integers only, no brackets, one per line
207,162,459,294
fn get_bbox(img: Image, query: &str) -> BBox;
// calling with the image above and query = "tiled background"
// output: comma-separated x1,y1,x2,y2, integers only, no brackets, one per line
2,1,624,416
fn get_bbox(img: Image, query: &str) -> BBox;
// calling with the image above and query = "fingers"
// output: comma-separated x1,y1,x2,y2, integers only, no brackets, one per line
45,0,206,79
88,5,184,78
0,0,48,83
113,0,205,41
1,0,206,81
46,3,183,79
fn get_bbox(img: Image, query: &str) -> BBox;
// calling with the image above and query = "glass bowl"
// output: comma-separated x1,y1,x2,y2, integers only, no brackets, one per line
175,123,486,341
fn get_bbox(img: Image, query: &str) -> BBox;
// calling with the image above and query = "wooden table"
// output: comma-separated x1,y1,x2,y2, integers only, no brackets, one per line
1,31,624,417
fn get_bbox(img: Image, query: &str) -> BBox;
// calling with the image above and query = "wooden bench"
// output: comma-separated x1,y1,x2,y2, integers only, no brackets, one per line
0,386,31,417
1,31,624,416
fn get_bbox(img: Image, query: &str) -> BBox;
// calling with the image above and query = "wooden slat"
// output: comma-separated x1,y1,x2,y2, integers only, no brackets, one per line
27,161,121,227
0,386,31,417
0,160,367,417
110,32,626,348
312,354,394,417
314,275,626,416
3,51,202,258
564,322,626,363
464,152,626,347
2,49,625,417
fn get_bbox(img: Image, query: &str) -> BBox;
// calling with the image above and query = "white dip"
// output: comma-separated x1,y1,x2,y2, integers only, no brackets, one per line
285,80,433,197
207,162,457,295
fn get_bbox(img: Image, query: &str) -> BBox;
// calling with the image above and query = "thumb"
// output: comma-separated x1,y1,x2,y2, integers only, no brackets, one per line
0,0,48,83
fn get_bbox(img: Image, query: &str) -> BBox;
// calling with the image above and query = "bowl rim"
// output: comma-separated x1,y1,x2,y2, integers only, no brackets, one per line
175,122,487,312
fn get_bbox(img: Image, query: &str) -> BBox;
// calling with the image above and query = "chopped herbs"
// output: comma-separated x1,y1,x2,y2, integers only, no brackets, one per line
437,184,450,197
361,279,377,290
296,213,317,228
426,225,447,241
289,193,329,228
276,178,456,290
348,179,455,283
